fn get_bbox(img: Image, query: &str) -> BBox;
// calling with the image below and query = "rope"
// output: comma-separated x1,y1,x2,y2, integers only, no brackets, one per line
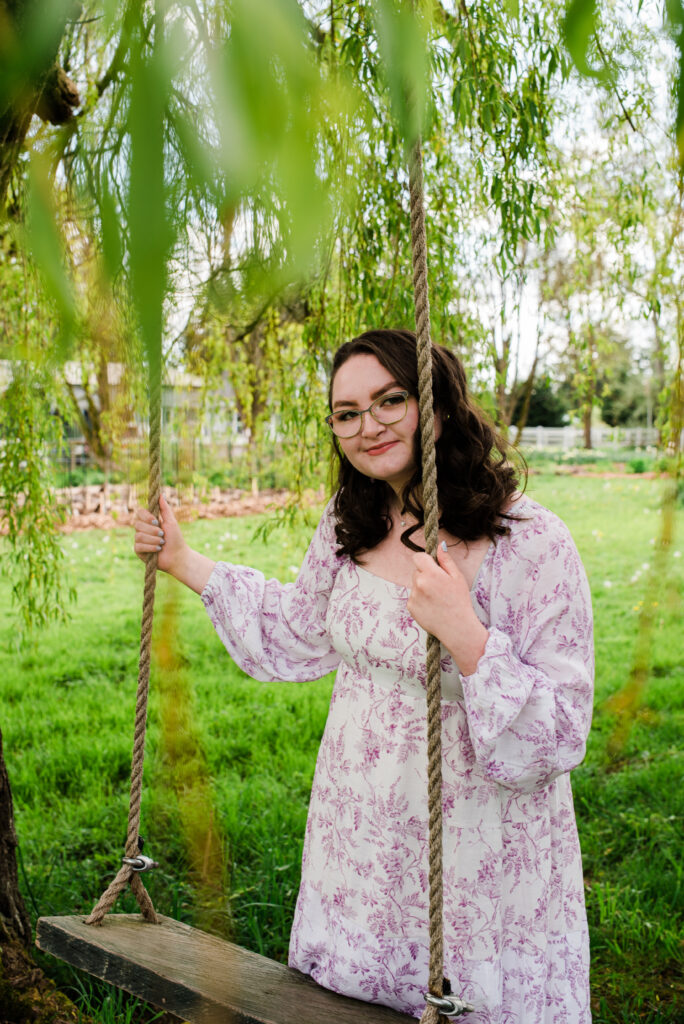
85,361,162,927
408,138,446,1024
410,139,474,1021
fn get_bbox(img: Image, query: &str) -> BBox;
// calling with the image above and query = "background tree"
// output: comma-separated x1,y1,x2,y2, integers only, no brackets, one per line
599,346,650,427
537,143,642,447
562,0,683,448
513,373,570,428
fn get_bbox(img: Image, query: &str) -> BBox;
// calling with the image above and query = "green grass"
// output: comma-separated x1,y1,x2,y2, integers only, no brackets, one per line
0,476,682,1022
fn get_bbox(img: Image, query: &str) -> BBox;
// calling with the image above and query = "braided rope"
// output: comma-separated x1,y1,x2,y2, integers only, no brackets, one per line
409,140,453,1024
86,362,162,927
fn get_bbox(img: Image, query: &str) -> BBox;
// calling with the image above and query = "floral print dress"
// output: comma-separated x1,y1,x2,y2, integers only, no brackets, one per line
201,496,594,1023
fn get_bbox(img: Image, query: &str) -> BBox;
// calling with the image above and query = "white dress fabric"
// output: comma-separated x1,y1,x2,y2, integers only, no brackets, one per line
201,496,594,1022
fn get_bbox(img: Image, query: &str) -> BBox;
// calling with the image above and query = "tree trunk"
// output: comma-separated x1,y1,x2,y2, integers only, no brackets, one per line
248,430,259,496
582,403,593,450
512,350,539,446
0,726,30,946
0,0,80,213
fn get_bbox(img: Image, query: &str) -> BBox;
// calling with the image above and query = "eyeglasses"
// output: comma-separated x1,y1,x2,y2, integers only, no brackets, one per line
325,390,410,439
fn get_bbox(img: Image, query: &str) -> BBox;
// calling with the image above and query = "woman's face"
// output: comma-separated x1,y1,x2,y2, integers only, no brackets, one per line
330,353,420,496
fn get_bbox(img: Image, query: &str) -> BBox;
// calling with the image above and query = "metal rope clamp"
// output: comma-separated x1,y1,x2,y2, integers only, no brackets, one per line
425,993,474,1017
122,854,158,873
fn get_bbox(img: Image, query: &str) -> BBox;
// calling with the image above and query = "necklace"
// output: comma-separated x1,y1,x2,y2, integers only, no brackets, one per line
398,506,419,529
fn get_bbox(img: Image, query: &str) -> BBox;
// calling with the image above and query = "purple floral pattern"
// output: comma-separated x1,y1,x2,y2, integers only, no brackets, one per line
202,497,593,1022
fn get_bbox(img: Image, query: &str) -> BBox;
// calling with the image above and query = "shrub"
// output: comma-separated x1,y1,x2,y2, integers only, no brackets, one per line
628,458,648,474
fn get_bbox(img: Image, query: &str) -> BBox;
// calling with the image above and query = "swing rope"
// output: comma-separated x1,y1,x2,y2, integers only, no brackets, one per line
81,131,467,1022
409,140,472,1021
85,362,162,927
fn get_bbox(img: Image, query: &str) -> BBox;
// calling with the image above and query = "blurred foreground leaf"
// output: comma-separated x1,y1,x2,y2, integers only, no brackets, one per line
562,0,605,79
24,155,76,353
372,0,432,148
127,10,172,377
666,0,684,165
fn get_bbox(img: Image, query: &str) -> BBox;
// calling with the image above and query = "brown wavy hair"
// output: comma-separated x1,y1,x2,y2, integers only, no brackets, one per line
329,328,526,560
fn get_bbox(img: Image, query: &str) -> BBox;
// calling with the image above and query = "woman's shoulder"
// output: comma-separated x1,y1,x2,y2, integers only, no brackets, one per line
474,496,586,609
318,495,339,534
499,493,579,554
308,495,344,558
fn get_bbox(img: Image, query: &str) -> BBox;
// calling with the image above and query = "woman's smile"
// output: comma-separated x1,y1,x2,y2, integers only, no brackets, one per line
366,440,399,455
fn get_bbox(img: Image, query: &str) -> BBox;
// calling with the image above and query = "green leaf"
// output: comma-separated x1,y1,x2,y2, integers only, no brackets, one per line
209,0,343,273
127,18,172,377
665,0,684,167
98,181,123,282
372,0,432,149
24,157,76,353
452,82,462,121
561,0,604,79
666,0,684,28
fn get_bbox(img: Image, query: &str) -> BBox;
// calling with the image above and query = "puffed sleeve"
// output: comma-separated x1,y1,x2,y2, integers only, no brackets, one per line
200,501,342,682
461,508,594,793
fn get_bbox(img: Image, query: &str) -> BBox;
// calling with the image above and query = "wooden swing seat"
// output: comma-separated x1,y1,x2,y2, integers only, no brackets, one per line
36,914,415,1024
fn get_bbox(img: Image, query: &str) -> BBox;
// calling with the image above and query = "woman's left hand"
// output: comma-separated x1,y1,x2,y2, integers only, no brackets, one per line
408,544,489,676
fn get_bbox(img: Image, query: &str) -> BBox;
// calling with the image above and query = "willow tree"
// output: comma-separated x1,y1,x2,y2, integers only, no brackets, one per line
181,0,571,485
0,0,682,1011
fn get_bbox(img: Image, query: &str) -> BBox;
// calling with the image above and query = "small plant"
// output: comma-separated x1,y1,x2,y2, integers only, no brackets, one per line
54,466,107,488
209,469,229,488
628,457,648,474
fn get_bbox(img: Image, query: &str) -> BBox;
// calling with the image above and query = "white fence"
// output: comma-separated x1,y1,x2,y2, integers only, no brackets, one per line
518,426,661,451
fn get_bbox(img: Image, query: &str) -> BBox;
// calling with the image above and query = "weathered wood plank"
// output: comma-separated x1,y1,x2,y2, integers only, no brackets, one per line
36,915,416,1024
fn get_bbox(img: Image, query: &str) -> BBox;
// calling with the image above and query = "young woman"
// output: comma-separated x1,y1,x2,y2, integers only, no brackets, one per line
134,328,594,1023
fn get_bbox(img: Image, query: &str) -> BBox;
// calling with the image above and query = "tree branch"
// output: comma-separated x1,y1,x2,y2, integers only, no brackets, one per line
593,36,637,133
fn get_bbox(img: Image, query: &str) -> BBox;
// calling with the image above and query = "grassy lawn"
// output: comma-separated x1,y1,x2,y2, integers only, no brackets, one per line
0,474,682,1022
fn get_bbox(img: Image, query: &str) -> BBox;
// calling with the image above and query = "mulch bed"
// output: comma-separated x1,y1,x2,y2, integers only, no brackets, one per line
55,486,309,533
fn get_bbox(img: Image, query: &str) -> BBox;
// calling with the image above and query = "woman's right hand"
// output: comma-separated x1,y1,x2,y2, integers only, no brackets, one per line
133,493,187,576
133,494,217,594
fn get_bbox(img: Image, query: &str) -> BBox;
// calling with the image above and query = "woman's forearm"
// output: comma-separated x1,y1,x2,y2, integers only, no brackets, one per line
169,547,217,595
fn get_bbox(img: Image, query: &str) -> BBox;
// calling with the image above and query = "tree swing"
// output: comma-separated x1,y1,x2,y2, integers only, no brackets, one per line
36,132,473,1023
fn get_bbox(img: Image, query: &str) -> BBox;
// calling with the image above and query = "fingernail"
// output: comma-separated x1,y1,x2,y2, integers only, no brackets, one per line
441,541,448,552
157,544,163,551
152,517,159,526
158,529,164,537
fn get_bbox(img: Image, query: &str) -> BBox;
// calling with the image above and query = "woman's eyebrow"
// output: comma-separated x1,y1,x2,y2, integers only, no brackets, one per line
332,381,403,410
